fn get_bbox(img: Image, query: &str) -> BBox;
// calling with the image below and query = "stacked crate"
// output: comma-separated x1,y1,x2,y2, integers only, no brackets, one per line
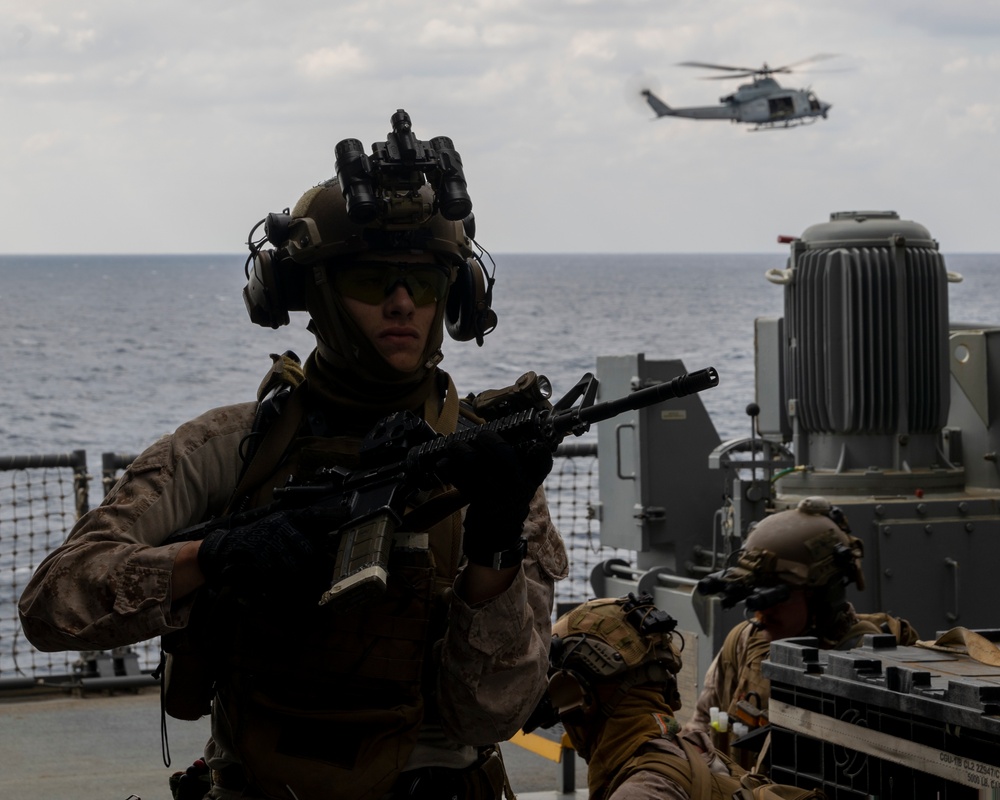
763,632,1000,799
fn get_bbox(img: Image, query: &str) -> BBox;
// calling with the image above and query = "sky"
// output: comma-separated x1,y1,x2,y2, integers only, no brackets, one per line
2,1,999,255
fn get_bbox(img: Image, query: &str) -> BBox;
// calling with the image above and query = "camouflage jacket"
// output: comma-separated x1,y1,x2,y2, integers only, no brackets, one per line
18,377,569,792
685,609,918,737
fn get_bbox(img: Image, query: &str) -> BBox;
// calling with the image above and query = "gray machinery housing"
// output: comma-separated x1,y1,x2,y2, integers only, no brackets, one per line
592,210,1000,719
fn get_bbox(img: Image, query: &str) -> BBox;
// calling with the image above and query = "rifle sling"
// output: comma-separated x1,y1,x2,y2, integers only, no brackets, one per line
678,736,713,800
226,383,308,515
398,489,466,534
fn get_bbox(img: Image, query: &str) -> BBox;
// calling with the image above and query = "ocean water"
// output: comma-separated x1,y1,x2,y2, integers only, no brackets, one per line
2,251,999,465
2,251,1000,677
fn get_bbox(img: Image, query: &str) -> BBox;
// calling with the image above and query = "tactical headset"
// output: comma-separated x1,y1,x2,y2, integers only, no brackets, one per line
242,215,497,345
242,109,498,345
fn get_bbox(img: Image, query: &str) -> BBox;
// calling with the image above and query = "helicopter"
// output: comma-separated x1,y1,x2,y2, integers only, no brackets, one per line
641,55,835,131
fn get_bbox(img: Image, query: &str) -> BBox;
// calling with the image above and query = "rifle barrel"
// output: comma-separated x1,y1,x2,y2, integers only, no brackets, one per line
575,366,720,428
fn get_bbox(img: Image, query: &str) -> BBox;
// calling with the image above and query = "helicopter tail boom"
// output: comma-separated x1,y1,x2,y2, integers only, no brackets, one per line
641,89,673,117
642,88,739,120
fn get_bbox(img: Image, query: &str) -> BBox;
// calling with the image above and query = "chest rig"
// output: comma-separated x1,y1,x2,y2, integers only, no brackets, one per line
182,353,486,800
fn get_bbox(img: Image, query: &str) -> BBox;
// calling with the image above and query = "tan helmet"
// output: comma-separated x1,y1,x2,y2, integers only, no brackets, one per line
243,109,498,344
244,178,497,365
735,496,865,591
547,594,682,718
693,498,867,641
285,180,477,267
528,594,683,761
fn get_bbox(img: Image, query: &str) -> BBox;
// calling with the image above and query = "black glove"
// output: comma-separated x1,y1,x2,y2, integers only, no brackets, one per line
436,431,553,568
197,508,336,600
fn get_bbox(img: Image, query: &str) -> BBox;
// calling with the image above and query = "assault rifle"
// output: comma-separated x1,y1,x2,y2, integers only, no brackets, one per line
172,367,719,611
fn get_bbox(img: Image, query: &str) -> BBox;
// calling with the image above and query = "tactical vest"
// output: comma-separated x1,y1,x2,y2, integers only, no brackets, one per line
167,355,484,800
713,613,918,765
711,612,917,767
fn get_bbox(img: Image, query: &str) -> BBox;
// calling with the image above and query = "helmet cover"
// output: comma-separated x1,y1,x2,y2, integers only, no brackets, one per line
727,496,865,591
549,594,682,712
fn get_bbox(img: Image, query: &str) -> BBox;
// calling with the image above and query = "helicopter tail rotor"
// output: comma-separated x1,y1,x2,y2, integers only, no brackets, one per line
625,71,664,115
641,89,673,118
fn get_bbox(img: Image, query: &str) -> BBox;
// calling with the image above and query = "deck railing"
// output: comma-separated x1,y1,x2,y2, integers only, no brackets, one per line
0,444,633,689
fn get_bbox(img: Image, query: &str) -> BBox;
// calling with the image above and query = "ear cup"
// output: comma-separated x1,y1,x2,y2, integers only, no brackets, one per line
445,258,497,344
547,669,595,718
242,250,307,329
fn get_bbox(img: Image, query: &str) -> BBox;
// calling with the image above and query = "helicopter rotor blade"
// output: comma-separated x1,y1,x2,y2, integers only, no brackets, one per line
697,72,761,81
767,53,841,73
676,61,762,73
677,54,842,80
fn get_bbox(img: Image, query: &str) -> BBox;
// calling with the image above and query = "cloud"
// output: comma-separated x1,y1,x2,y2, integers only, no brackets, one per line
65,26,97,52
22,130,64,154
568,31,617,62
18,71,76,86
893,3,1000,37
418,18,480,48
481,23,539,48
296,44,370,78
9,23,31,47
2,1,1000,253
952,103,999,136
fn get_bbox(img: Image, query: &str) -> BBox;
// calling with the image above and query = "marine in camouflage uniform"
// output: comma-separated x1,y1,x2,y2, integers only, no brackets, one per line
18,116,568,800
523,594,824,800
685,497,918,753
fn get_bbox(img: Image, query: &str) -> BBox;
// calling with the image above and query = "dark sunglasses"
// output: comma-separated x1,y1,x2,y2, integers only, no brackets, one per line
332,263,450,307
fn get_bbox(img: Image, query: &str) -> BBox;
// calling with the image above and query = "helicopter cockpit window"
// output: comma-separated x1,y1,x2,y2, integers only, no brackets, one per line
768,96,794,119
808,92,820,111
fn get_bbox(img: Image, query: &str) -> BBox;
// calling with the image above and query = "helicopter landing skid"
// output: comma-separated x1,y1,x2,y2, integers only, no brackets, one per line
750,117,821,132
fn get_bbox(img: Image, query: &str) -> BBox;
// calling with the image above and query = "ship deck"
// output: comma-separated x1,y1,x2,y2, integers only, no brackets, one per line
0,687,587,799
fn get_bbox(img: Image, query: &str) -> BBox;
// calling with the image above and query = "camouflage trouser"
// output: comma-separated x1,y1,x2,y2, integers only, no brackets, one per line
174,746,512,800
206,786,245,800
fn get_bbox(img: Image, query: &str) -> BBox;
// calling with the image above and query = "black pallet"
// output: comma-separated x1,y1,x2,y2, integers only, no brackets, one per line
763,632,1000,799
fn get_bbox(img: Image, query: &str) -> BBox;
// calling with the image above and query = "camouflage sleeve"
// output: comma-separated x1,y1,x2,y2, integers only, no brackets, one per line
686,650,724,735
684,621,754,734
436,488,568,745
17,403,256,652
609,732,731,799
728,629,773,720
608,770,691,800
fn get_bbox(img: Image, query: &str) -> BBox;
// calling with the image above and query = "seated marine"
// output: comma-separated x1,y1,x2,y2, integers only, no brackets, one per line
685,496,918,762
523,593,825,799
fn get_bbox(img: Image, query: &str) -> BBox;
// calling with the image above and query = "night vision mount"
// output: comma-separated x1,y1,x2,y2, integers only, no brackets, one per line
249,108,475,255
336,108,473,226
696,572,793,612
241,109,495,341
621,591,678,636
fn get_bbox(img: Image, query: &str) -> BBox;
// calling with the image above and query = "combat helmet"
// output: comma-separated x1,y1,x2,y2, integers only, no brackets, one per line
283,180,477,268
242,109,498,373
526,593,682,753
698,497,866,635
739,496,865,589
